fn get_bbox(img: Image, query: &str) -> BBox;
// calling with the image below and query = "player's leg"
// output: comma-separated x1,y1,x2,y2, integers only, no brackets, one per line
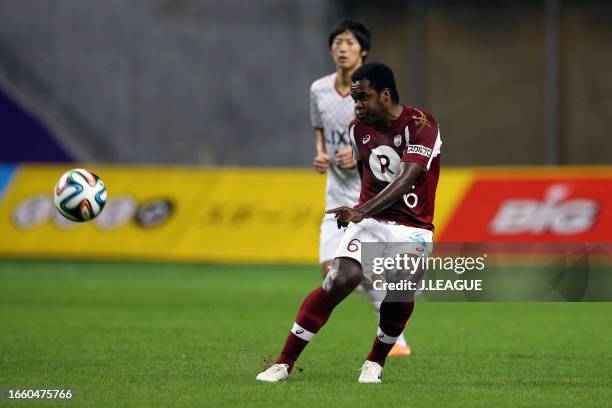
256,225,367,382
324,224,412,355
256,257,362,382
359,226,431,383
361,278,412,356
363,300,416,371
323,214,414,355
276,257,361,366
319,214,342,278
325,213,411,355
359,266,419,383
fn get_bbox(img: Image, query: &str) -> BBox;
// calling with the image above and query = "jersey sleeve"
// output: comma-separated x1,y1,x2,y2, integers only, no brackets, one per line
401,110,442,170
348,121,360,160
309,82,323,129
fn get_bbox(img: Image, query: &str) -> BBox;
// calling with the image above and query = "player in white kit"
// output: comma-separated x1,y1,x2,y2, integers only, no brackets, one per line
310,19,411,356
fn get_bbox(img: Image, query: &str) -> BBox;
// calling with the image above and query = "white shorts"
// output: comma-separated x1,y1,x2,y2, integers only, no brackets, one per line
333,218,433,266
319,213,345,263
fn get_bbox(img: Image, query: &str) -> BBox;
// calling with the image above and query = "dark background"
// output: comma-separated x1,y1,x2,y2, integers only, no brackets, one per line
0,0,610,165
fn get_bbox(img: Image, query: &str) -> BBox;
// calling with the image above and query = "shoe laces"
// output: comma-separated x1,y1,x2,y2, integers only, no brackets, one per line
360,361,380,375
269,363,289,373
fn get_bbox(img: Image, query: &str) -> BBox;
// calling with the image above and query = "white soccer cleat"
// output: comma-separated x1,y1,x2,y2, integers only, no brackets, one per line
256,363,290,382
358,360,383,384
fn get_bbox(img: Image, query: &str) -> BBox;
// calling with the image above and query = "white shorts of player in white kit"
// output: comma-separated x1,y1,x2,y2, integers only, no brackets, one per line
332,218,433,281
319,213,346,263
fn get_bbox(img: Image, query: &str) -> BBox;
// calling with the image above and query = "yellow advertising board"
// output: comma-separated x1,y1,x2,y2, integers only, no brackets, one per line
0,165,328,263
4,164,608,263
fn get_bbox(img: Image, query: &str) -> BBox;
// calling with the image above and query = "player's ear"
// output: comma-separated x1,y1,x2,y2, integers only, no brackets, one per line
381,89,391,102
361,50,368,58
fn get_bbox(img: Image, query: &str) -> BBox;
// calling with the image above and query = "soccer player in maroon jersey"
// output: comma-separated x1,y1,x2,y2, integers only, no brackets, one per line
311,18,412,356
257,62,441,384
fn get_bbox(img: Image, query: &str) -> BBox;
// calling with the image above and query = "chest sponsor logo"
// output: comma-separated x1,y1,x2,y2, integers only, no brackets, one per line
394,135,402,147
362,135,371,144
369,146,401,183
326,128,349,146
407,144,432,157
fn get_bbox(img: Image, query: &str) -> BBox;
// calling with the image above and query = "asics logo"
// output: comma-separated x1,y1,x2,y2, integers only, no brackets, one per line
362,135,371,144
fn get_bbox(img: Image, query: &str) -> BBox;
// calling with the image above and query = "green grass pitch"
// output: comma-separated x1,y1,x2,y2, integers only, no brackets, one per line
1,260,611,407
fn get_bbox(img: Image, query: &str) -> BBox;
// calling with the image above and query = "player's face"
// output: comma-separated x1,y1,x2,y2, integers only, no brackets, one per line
351,79,387,126
330,30,365,71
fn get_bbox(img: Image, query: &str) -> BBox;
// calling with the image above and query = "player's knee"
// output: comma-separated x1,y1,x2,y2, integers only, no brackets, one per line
329,258,362,291
334,272,360,291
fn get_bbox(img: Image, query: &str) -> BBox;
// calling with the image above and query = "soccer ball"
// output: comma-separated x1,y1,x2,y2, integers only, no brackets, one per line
54,168,107,222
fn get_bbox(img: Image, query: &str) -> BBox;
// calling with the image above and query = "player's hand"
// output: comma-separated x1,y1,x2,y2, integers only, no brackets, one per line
335,147,357,169
313,152,330,173
326,206,366,227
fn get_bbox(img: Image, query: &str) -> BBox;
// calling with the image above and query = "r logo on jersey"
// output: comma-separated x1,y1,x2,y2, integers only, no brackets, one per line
369,146,401,182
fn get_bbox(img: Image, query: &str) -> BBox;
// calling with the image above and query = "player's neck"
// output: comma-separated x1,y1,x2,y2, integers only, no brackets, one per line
379,104,404,128
335,67,357,94
371,103,404,130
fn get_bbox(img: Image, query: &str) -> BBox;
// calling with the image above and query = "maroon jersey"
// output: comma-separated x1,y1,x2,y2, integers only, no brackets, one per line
349,105,441,231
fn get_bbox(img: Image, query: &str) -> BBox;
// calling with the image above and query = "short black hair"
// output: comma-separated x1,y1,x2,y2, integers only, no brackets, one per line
328,18,371,54
351,62,400,104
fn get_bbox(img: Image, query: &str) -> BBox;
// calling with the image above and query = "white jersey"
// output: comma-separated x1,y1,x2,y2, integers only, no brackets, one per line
310,73,361,209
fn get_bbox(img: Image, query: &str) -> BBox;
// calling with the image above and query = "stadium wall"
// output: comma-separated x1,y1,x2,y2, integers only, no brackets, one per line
1,1,610,167
0,0,333,166
0,164,610,264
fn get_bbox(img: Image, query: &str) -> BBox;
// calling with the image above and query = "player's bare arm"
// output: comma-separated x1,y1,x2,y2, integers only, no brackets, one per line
326,161,424,225
313,128,330,173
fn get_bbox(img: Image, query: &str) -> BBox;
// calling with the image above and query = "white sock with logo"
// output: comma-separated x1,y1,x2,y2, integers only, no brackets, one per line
290,322,315,342
376,327,399,344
